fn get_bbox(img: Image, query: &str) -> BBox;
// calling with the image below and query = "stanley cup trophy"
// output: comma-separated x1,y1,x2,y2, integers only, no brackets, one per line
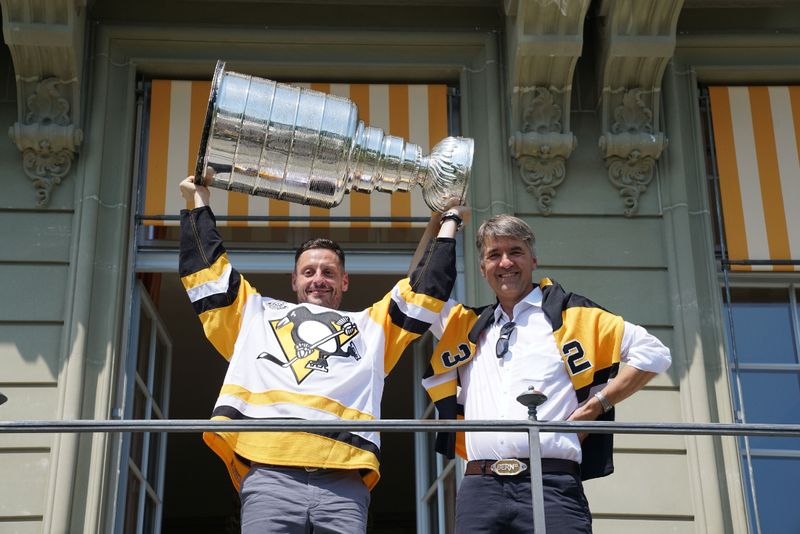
195,61,473,212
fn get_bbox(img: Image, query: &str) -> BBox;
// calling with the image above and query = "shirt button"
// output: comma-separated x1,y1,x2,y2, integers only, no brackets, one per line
500,439,505,445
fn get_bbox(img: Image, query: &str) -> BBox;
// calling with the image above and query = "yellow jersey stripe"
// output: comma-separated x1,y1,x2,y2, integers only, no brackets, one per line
219,384,377,421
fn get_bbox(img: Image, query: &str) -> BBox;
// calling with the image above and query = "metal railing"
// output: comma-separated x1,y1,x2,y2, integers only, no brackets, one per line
3,416,800,534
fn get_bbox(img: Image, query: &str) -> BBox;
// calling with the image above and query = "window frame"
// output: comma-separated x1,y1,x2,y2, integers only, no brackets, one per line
114,280,173,534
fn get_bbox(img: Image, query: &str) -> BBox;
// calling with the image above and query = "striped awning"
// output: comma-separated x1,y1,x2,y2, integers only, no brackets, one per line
143,80,449,227
709,86,800,271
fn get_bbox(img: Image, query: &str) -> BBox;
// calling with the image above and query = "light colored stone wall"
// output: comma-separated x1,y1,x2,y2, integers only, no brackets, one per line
3,2,798,533
0,40,71,534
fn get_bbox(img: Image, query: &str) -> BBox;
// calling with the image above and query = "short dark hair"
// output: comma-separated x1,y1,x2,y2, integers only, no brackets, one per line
294,238,346,271
475,215,536,264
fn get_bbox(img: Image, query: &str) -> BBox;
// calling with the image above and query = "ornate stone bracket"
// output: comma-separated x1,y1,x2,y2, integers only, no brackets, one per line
1,0,86,207
505,0,591,215
509,88,577,215
599,89,667,217
8,79,84,207
595,0,682,215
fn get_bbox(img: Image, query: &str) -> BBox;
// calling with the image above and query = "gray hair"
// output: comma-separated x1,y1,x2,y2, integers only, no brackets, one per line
475,215,536,263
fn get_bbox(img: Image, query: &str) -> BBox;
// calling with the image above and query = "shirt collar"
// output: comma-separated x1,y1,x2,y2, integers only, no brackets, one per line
493,284,543,323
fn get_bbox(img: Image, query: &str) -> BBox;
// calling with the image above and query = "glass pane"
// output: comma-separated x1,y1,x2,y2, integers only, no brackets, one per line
736,370,800,450
122,469,141,534
130,387,147,468
427,431,439,488
143,493,156,534
137,309,153,381
428,498,439,534
724,288,796,365
749,456,800,534
740,462,757,534
443,468,457,534
152,332,167,410
147,427,162,485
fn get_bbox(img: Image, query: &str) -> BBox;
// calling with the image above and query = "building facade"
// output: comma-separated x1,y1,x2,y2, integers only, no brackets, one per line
1,1,798,533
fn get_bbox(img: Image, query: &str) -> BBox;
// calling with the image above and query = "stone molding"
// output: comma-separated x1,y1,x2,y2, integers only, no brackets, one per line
505,0,590,215
509,88,577,215
9,78,84,207
0,0,86,207
599,88,668,217
595,0,683,215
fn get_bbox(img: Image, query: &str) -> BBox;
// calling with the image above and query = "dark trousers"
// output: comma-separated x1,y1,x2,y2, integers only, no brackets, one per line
455,472,592,534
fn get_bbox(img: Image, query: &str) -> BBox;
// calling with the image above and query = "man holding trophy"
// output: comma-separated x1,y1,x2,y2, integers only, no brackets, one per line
178,62,474,533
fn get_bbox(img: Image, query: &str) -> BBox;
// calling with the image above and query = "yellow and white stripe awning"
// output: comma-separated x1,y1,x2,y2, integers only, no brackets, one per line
143,80,449,227
709,86,800,271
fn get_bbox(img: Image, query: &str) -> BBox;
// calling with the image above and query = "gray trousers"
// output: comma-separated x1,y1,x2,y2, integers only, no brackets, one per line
239,464,370,534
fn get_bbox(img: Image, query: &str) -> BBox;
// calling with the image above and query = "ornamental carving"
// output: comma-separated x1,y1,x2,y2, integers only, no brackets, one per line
8,79,83,207
505,0,590,216
612,89,653,135
510,87,577,216
599,88,667,217
522,87,562,134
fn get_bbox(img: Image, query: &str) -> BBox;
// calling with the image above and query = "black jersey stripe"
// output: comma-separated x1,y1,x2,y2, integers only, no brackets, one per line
422,363,435,380
574,362,620,403
409,237,457,302
388,299,430,335
211,406,381,461
190,269,242,315
179,207,227,277
432,397,460,459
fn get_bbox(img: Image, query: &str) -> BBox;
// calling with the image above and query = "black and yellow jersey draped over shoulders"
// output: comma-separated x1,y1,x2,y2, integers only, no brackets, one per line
179,206,457,491
421,278,624,481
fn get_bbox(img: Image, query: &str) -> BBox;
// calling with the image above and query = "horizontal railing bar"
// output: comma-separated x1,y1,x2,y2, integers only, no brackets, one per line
722,259,800,266
136,214,430,223
727,363,800,371
1,419,800,437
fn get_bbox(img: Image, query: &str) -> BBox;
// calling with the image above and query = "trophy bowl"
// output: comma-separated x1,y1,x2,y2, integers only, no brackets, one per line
195,61,472,212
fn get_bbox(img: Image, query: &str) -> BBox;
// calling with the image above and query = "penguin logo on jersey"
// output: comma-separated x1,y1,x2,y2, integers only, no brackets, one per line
257,307,361,384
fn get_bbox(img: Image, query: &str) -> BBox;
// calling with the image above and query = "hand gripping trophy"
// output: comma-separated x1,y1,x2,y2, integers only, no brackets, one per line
195,61,473,212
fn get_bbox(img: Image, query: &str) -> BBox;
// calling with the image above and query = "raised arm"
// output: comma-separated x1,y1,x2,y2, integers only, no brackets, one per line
178,176,259,360
408,200,471,277
374,207,466,374
179,174,212,208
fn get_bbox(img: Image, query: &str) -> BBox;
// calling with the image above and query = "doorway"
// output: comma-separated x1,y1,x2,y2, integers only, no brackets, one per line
154,271,422,533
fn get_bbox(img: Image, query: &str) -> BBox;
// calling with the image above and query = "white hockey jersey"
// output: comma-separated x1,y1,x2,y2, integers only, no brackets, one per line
179,206,457,490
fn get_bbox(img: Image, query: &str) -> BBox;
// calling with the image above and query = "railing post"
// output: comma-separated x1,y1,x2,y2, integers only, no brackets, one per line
517,386,548,533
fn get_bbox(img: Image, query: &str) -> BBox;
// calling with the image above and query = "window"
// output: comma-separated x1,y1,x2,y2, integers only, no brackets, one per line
723,286,800,534
116,281,172,534
125,75,465,533
704,86,800,534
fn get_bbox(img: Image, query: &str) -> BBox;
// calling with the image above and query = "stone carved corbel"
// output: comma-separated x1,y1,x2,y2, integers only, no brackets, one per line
509,88,577,215
594,0,682,216
505,0,591,215
8,78,84,207
599,88,667,217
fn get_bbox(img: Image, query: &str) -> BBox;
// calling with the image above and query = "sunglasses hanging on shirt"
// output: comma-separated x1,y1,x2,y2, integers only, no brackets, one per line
495,321,517,359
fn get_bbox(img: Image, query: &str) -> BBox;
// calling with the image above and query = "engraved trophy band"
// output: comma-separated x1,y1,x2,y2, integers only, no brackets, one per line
195,61,473,212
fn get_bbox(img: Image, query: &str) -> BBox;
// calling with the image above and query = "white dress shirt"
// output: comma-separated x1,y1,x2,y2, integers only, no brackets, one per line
438,286,671,463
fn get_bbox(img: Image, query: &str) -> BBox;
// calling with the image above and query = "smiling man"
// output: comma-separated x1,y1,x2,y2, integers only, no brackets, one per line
178,176,469,534
422,214,671,534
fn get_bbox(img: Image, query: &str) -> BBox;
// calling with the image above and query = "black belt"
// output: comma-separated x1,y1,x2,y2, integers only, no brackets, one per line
465,458,580,477
251,462,322,473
